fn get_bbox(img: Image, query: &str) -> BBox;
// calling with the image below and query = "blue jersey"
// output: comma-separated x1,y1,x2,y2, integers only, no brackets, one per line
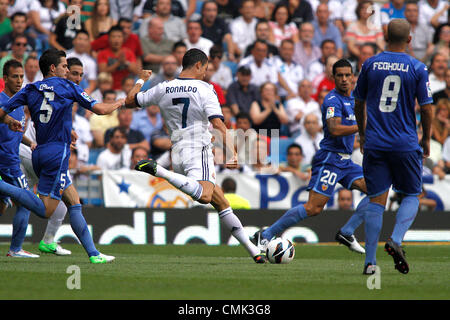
0,91,25,169
0,77,97,145
319,89,356,155
354,51,433,152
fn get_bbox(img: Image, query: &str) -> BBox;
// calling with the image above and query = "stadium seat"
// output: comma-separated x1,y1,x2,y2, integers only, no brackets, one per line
274,137,296,163
88,148,103,165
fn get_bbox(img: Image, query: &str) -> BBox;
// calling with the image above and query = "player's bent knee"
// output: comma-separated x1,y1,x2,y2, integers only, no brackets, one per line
198,193,213,204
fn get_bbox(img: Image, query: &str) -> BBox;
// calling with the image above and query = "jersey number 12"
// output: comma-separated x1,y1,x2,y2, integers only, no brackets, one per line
379,75,401,113
39,92,55,123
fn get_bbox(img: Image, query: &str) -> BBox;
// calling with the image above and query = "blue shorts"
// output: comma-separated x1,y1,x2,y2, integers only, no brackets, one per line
307,149,364,197
0,165,29,202
363,148,422,197
32,142,72,201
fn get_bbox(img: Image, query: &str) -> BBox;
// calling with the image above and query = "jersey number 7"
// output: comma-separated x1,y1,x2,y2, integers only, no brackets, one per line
173,97,190,128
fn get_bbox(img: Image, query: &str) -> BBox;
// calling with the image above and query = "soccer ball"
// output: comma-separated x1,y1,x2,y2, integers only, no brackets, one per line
266,238,295,264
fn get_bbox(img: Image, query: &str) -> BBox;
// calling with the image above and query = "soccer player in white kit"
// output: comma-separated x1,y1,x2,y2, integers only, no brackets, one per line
125,49,266,263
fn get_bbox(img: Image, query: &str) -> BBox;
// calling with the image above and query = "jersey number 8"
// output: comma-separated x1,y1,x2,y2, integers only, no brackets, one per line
379,75,401,113
39,92,55,124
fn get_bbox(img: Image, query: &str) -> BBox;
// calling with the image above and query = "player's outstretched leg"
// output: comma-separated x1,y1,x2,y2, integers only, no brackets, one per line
7,206,39,258
39,201,71,256
0,178,46,218
336,196,369,254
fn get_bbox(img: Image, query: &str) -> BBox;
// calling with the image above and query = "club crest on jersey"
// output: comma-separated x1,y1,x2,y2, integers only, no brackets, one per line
322,184,328,191
326,107,335,119
81,92,93,102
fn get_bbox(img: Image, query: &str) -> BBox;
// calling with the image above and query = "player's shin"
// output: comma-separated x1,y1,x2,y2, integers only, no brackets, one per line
391,195,419,246
43,201,67,244
364,202,385,265
262,205,308,241
0,180,46,218
340,196,369,236
68,204,99,257
10,206,30,252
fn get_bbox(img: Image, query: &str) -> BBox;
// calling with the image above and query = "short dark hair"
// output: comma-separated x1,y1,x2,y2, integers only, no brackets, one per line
209,44,224,59
67,57,83,70
320,39,336,49
172,40,187,52
332,59,353,76
11,11,27,22
74,29,90,39
39,49,66,77
237,65,251,75
201,0,218,14
255,18,269,31
103,89,117,100
182,48,208,69
287,143,303,156
235,112,252,124
221,177,237,193
110,127,127,139
108,25,123,36
3,59,23,77
118,17,132,26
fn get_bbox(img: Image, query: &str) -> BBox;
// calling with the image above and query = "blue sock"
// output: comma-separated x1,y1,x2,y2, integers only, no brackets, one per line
364,202,385,266
10,206,30,252
0,180,46,218
391,196,419,246
69,204,99,257
340,196,369,236
262,205,308,240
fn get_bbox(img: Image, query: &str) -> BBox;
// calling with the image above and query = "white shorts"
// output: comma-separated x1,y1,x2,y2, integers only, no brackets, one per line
19,155,38,188
171,144,216,185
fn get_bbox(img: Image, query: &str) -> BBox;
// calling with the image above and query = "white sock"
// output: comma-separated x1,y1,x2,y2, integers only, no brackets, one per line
156,165,203,200
43,201,67,244
219,207,260,257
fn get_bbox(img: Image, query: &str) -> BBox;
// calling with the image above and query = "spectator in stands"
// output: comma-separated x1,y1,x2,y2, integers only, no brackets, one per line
68,148,101,178
85,0,116,41
130,147,149,170
249,82,289,139
91,17,143,71
273,39,304,102
253,0,274,20
0,34,28,77
216,0,240,22
171,41,187,76
108,0,136,21
431,99,450,146
345,0,385,59
232,112,258,166
349,42,376,75
184,20,214,55
49,0,85,51
380,0,406,33
22,56,42,86
306,39,336,82
90,72,113,103
142,0,191,19
293,22,321,70
404,0,434,61
286,79,321,138
0,12,36,57
342,0,382,29
6,0,32,17
221,105,235,130
131,104,164,145
312,3,343,59
244,19,279,58
280,143,311,181
239,40,294,96
317,88,330,108
80,0,96,22
150,55,178,88
433,68,450,103
426,23,450,64
222,177,251,210
226,66,260,115
337,189,353,210
250,136,280,174
428,52,448,95
419,0,448,34
204,62,226,105
312,55,338,101
104,108,150,152
442,136,450,173
309,0,344,32
90,89,119,147
98,26,138,90
199,0,238,61
294,113,323,165
150,125,171,160
281,0,314,27
96,127,132,170
209,45,233,93
139,0,187,43
141,17,174,74
67,30,97,93
268,3,299,47
230,0,258,54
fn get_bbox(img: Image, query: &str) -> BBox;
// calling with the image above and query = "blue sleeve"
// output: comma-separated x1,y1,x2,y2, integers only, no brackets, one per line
71,82,98,110
354,62,368,101
323,94,342,119
415,63,434,106
0,86,28,113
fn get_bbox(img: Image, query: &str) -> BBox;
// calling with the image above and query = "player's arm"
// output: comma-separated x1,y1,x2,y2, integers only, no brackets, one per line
21,135,37,150
0,110,23,132
0,88,29,132
354,98,366,153
125,70,153,109
327,117,358,137
419,104,433,158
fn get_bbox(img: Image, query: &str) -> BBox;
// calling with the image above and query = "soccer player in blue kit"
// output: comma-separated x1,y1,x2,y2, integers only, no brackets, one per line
253,59,369,256
0,59,40,258
354,19,433,274
0,49,125,263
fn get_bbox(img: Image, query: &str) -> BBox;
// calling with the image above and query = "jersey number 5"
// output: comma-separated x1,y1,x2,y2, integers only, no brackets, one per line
39,92,55,123
172,97,190,128
379,75,401,113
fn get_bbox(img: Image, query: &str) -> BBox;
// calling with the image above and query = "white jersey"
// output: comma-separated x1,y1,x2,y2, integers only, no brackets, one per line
136,78,223,148
19,119,36,160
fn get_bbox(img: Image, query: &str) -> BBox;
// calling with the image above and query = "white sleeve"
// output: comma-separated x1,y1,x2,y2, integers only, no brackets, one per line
443,138,450,162
136,84,162,109
204,85,223,121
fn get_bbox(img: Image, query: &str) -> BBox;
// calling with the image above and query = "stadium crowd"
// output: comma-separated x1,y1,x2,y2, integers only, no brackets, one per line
0,0,449,190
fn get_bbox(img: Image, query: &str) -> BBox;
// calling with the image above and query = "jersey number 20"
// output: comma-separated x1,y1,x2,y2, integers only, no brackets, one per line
39,92,54,123
379,75,401,113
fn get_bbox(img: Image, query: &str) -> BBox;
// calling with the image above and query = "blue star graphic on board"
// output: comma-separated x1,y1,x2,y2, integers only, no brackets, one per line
117,178,131,194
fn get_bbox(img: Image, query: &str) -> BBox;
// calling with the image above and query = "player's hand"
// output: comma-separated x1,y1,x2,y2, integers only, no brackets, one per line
420,139,430,158
7,118,23,132
224,154,239,169
30,143,37,151
139,70,152,82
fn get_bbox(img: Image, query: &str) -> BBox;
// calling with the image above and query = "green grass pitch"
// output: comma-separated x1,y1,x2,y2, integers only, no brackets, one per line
0,243,448,300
